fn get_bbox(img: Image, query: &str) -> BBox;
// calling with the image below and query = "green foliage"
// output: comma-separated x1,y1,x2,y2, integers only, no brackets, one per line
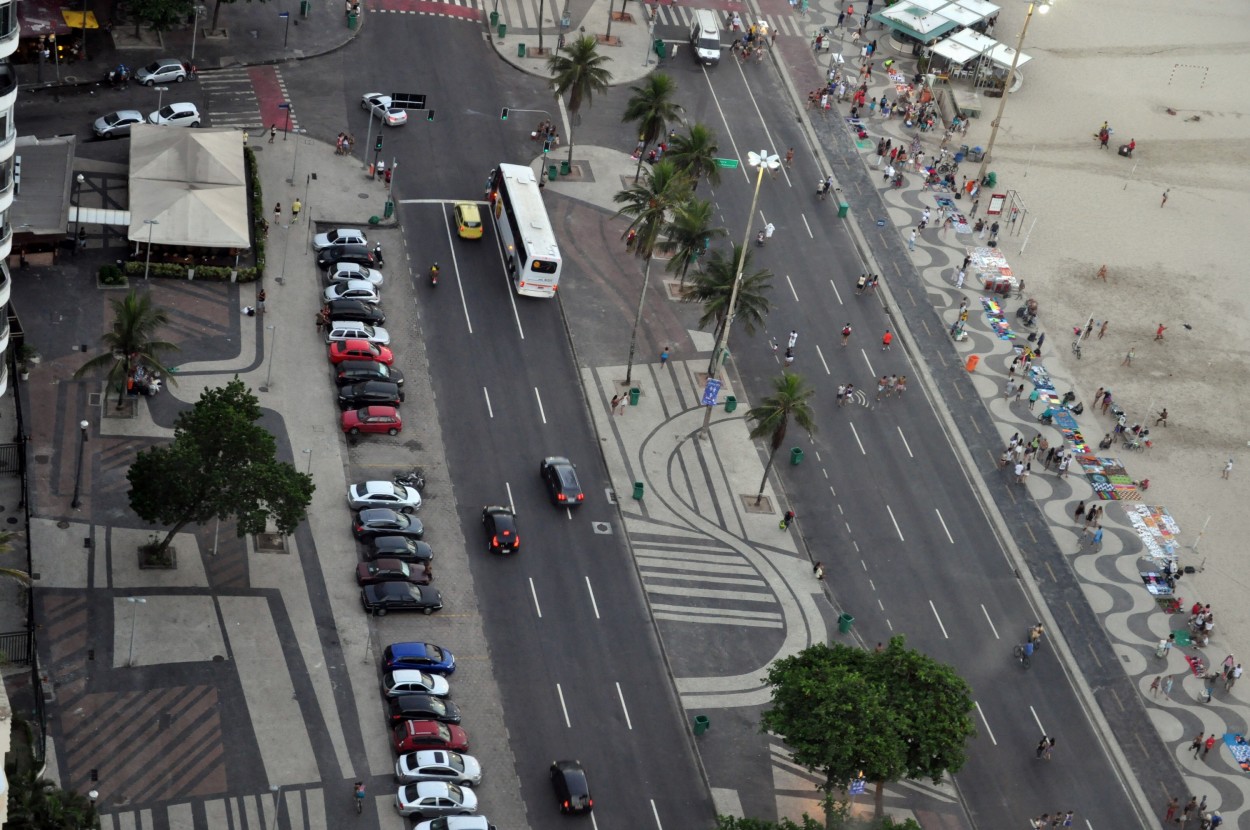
546,36,613,163
129,0,192,34
762,638,976,811
5,771,101,830
97,264,126,285
682,243,771,338
667,123,722,191
74,290,179,410
622,73,683,148
612,159,691,260
666,198,724,284
746,372,816,503
717,811,920,830
127,378,315,554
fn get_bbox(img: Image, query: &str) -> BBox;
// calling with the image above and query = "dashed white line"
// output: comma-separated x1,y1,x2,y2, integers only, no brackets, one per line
860,348,875,377
975,701,998,745
585,577,600,619
815,344,831,375
615,682,633,730
651,799,664,830
886,504,904,541
534,386,547,424
929,600,950,638
505,481,515,513
896,425,914,457
981,604,1000,639
529,577,542,617
483,387,494,418
556,683,571,727
848,422,866,455
935,509,954,543
1030,706,1045,735
801,214,813,238
784,273,798,301
828,277,844,305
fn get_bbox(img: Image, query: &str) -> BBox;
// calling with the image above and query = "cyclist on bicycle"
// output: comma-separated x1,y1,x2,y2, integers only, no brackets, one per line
1022,640,1034,660
354,781,366,812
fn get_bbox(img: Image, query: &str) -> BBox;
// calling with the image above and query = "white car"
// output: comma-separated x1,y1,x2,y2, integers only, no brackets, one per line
324,280,380,304
328,263,384,286
395,782,478,818
382,670,450,698
395,751,483,786
413,816,495,830
326,321,390,345
148,102,201,127
363,93,408,126
136,58,189,85
313,228,367,251
349,481,422,512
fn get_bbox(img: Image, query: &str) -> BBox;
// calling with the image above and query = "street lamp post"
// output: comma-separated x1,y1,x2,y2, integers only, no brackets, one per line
71,419,89,508
142,219,159,280
190,5,207,61
261,325,277,392
72,173,85,254
301,448,313,475
269,785,283,830
288,127,308,185
700,149,780,437
975,0,1051,185
126,597,147,666
154,85,170,113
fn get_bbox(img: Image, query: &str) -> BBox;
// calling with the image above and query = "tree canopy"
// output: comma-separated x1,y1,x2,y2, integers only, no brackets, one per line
127,378,314,554
761,637,976,818
5,771,101,830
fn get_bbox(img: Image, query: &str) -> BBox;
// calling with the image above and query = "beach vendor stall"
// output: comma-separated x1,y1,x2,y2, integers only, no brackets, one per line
968,245,1017,296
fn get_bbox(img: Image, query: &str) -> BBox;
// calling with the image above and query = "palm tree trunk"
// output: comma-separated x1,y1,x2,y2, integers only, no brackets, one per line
566,122,575,166
755,448,778,505
634,149,646,183
537,0,545,52
624,253,655,386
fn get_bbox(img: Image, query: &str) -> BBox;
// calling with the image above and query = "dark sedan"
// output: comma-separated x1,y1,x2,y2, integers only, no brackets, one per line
361,583,443,616
317,244,376,270
335,360,405,387
353,508,425,542
540,457,584,507
387,694,462,725
550,760,593,814
325,299,386,325
482,505,520,554
339,380,404,410
356,558,432,586
364,537,434,564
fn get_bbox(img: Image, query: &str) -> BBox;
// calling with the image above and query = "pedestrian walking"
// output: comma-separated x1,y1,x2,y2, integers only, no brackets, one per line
1035,737,1049,759
1164,797,1179,823
955,268,965,289
1028,387,1040,410
842,382,854,406
836,384,846,406
1101,392,1113,414
1043,736,1054,760
1155,322,1167,341
908,228,917,251
273,202,282,225
1183,797,1198,824
1043,447,1056,469
291,198,302,222
611,393,623,415
1228,663,1242,690
1093,387,1106,407
1098,320,1109,338
771,338,779,354
1190,733,1204,758
1121,348,1135,366
788,330,799,349
1014,383,1026,403
1150,675,1162,697
1058,455,1071,478
268,124,277,143
257,288,267,314
1096,264,1107,281
660,346,670,366
881,329,892,350
1156,408,1169,426
784,347,795,366
1161,189,1170,207
841,323,853,345
781,509,796,529
785,147,795,168
1222,458,1233,479
1074,500,1086,523
1204,736,1216,759
813,561,825,580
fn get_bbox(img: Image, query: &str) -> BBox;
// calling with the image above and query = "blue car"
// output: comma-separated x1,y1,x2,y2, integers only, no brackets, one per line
384,642,457,675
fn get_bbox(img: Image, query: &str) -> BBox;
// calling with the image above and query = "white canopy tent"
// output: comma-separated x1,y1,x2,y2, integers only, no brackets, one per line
950,27,997,55
985,41,1032,69
931,37,981,65
127,125,250,249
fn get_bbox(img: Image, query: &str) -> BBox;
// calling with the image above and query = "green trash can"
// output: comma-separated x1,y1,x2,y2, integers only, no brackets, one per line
628,387,640,406
693,715,710,736
790,447,803,465
384,200,394,219
347,10,357,27
838,613,855,634
653,39,666,58
724,395,737,413
983,171,997,187
300,0,310,14
633,481,644,500
548,164,558,181
518,42,526,57
497,22,506,38
837,201,850,218
489,10,498,26
368,215,382,225
560,160,571,175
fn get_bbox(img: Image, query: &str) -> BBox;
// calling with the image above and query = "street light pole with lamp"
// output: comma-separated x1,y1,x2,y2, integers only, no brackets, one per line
190,5,207,61
260,325,277,392
125,597,147,666
153,85,170,113
700,149,780,437
974,0,1051,186
142,219,159,280
71,419,89,508
72,173,85,253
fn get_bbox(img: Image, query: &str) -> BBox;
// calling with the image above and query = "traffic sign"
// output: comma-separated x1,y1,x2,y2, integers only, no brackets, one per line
713,158,740,169
700,378,722,407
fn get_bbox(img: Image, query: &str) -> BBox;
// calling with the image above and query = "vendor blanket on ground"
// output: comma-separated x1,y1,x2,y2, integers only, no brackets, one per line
1125,504,1180,565
980,297,1017,340
1075,454,1141,501
933,196,971,234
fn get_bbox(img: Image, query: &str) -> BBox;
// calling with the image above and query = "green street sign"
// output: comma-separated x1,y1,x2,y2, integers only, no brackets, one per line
713,158,740,169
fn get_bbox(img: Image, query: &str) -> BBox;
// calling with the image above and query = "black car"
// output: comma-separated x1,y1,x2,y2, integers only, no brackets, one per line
482,506,520,554
550,760,593,814
326,298,386,325
335,360,405,387
361,583,443,616
317,244,377,270
354,508,425,541
339,380,405,410
365,537,434,564
539,457,584,507
387,694,462,725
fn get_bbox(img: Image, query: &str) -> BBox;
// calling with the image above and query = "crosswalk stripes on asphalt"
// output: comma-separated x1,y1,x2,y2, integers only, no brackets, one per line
651,4,809,37
633,543,784,628
199,67,263,129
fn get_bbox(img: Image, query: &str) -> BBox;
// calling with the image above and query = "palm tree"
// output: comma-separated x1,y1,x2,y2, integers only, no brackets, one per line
746,372,816,505
6,771,101,830
682,244,773,342
666,123,723,192
547,37,614,166
74,290,179,410
614,159,691,384
622,73,683,181
666,198,725,287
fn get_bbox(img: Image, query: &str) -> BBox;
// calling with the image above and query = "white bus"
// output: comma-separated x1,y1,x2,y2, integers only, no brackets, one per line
485,163,562,298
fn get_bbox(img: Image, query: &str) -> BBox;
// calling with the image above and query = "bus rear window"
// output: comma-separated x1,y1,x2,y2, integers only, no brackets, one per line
530,259,559,274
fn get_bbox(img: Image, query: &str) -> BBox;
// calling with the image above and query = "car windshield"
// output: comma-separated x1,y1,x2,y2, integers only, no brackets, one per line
157,105,175,119
426,644,444,661
698,34,720,50
446,784,463,800
104,112,127,126
446,752,465,771
558,468,578,487
143,61,163,73
436,723,451,741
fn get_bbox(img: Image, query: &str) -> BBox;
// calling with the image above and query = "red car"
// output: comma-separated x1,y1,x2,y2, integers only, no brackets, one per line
329,339,394,365
342,406,402,436
356,558,432,586
393,720,469,754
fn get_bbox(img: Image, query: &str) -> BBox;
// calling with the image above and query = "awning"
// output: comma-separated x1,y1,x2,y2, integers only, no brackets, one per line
874,4,959,42
934,3,981,26
69,206,131,226
61,10,100,28
950,27,996,55
931,37,980,65
985,41,1032,69
950,0,1001,18
16,0,72,36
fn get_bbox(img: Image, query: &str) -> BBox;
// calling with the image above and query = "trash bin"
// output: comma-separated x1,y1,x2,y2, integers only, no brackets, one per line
489,10,498,26
969,146,984,162
368,215,382,225
628,387,640,406
954,151,965,163
518,42,526,57
560,160,571,175
693,715,710,736
654,39,666,58
724,395,737,413
497,22,506,38
965,355,979,372
838,613,855,634
983,171,997,187
300,0,310,14
548,164,558,181
384,199,394,219
837,201,850,218
633,481,644,500
347,10,357,27
790,447,803,465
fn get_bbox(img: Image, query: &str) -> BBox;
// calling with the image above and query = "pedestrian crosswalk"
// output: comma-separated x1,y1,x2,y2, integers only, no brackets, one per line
651,4,814,38
200,67,265,130
369,0,482,20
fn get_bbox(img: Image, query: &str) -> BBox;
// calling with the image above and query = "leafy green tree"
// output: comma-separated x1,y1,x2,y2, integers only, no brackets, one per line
5,771,101,830
613,160,691,384
762,638,976,821
129,0,193,35
547,36,614,165
681,243,772,339
746,371,815,504
666,198,724,285
74,290,178,411
127,378,314,556
666,123,723,191
622,73,683,180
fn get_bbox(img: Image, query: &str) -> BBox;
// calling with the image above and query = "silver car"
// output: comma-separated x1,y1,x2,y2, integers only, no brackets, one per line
136,58,189,85
313,228,367,251
148,102,201,128
349,481,422,512
324,280,380,304
326,321,390,345
93,110,144,139
395,782,478,818
395,751,482,786
328,263,384,286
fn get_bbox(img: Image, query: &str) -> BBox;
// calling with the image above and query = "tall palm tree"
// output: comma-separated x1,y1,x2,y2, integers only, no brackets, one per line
666,198,725,286
682,243,773,341
547,37,614,166
622,73,683,181
666,123,723,192
74,290,179,410
746,372,816,505
614,159,691,385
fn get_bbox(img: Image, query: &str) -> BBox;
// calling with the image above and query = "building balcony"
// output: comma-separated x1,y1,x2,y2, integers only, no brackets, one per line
0,64,15,115
0,223,12,264
0,261,10,309
0,3,16,60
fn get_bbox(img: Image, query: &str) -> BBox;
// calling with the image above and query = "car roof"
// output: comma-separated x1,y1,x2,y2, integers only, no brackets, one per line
484,505,513,515
388,641,432,655
168,102,198,113
109,109,144,120
544,456,572,466
346,380,398,392
372,537,429,554
360,507,404,521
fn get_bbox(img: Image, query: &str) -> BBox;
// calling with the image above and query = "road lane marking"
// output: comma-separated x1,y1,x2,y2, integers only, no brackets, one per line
506,481,515,513
483,387,494,418
886,504,904,540
437,201,474,333
534,386,547,424
816,344,830,375
829,277,844,305
974,701,998,745
848,422,866,455
935,509,954,543
615,682,633,730
1030,706,1045,735
699,67,750,186
929,600,949,638
801,214,813,238
556,683,571,727
896,425,914,457
784,273,798,301
585,577,600,619
981,605,999,639
651,799,664,830
529,577,542,617
860,348,874,377
730,59,793,188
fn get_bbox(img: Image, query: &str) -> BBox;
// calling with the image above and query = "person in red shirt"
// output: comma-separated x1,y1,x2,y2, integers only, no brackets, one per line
881,329,893,350
1155,323,1167,341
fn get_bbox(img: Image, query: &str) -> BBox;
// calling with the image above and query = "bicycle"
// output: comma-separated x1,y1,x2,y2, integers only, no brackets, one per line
1070,340,1082,360
1013,643,1032,669
354,782,366,815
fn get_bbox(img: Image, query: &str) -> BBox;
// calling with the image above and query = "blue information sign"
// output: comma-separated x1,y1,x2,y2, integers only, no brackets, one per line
700,378,722,407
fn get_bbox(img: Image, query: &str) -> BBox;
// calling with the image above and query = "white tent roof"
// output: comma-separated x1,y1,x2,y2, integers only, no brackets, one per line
931,37,980,65
881,2,954,35
934,2,982,25
985,41,1032,69
950,27,997,55
127,125,250,249
950,0,1000,18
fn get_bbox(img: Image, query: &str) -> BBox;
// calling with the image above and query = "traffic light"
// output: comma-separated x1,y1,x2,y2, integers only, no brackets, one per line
543,138,551,154
375,134,383,152
427,111,435,122
500,107,510,120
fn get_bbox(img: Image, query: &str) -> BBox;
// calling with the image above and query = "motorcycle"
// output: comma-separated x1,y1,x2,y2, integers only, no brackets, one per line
106,64,130,89
429,263,439,286
394,468,426,492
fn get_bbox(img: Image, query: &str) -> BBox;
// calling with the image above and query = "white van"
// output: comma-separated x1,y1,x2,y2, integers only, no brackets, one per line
689,9,722,66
